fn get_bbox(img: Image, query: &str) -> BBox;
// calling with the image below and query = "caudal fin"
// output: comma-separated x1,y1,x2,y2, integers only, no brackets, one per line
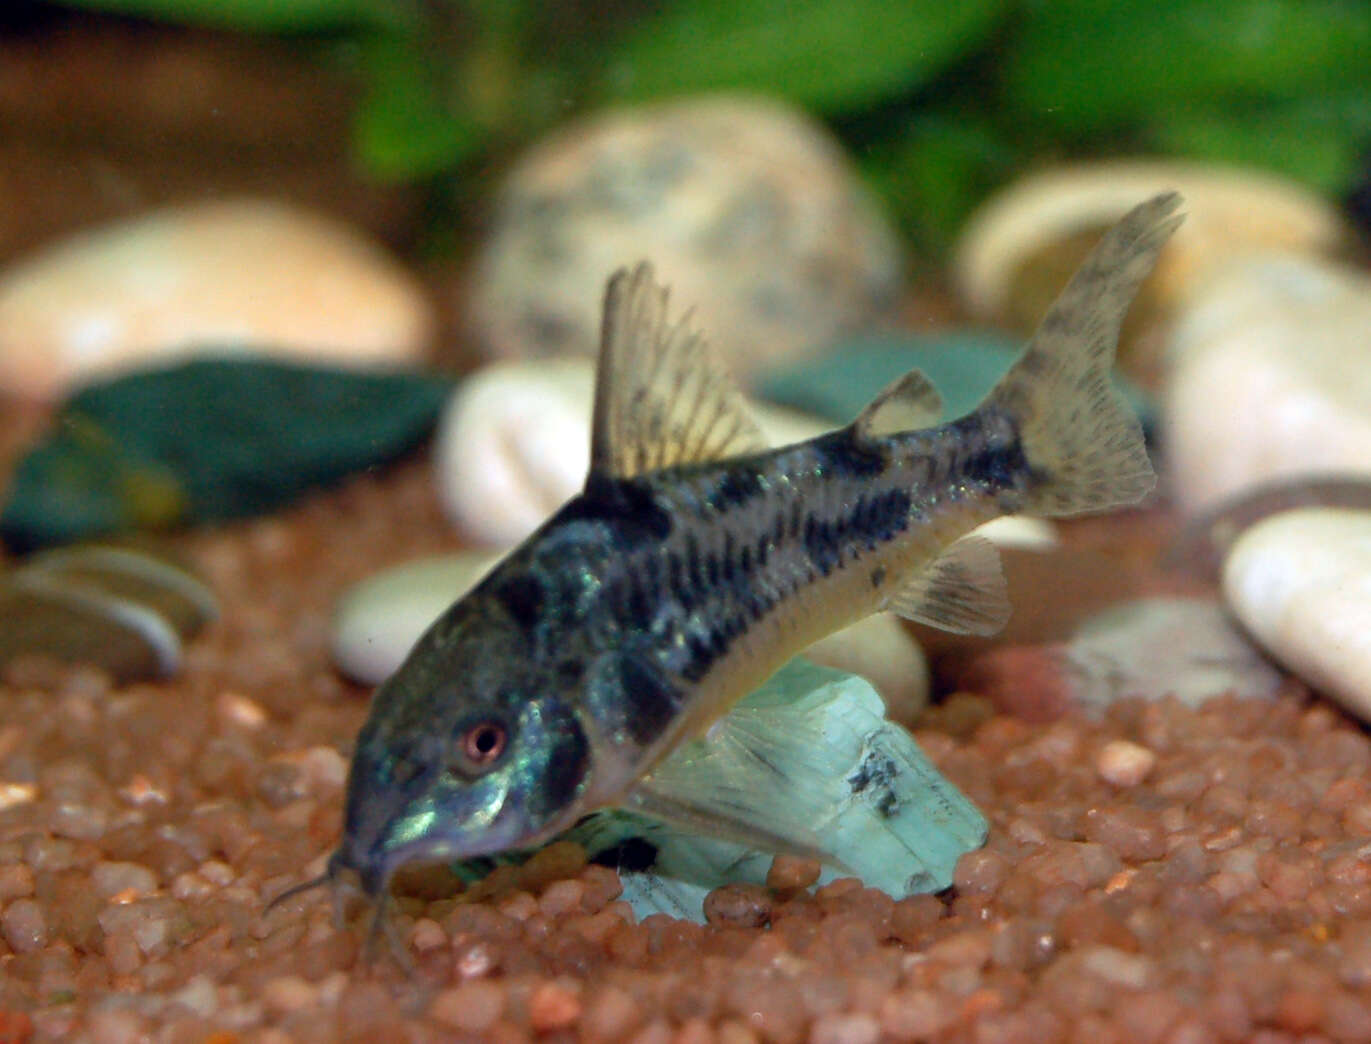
985,191,1183,517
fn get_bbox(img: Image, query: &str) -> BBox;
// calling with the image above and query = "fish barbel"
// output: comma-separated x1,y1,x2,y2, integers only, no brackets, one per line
278,192,1182,918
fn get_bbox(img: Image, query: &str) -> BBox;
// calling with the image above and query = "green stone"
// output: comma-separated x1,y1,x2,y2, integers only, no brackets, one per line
756,331,1154,433
458,659,988,922
1,356,453,552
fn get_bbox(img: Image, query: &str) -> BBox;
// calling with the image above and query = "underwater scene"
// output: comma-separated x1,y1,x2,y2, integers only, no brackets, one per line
2,0,1371,1039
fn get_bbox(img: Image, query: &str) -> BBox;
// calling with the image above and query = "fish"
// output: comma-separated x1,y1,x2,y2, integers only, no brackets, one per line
271,191,1182,932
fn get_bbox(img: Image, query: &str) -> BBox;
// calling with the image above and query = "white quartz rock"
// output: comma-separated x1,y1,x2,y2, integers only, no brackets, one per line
1165,256,1371,513
1223,508,1371,717
331,549,928,719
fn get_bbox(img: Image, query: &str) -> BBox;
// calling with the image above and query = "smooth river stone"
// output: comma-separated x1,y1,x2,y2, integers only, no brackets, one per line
0,199,434,401
1223,508,1371,717
953,160,1349,333
0,544,216,683
331,551,929,722
466,95,901,381
1165,256,1371,513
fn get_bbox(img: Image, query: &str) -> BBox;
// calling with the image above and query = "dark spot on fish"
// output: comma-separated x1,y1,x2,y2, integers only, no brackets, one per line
618,653,682,745
739,545,754,576
557,659,584,684
525,702,589,819
788,502,804,539
870,566,886,588
755,533,771,568
557,475,673,546
812,430,885,479
627,573,651,621
685,532,704,591
706,468,766,512
706,551,720,587
803,515,841,576
493,574,543,632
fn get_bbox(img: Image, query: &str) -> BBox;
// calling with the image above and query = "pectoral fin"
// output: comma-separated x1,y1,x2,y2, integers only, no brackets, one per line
587,263,767,482
886,534,1010,635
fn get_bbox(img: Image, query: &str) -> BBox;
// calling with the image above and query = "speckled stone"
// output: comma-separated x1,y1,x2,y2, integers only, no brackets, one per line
0,199,433,401
1223,508,1371,719
466,95,901,380
1165,256,1371,513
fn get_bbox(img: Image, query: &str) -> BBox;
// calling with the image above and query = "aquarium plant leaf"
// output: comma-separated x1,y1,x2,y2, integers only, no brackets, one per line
50,0,412,33
352,33,491,181
598,0,1007,114
0,357,453,553
1005,0,1371,134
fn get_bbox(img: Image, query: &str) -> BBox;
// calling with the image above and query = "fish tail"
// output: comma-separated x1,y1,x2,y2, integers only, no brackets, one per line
984,191,1183,517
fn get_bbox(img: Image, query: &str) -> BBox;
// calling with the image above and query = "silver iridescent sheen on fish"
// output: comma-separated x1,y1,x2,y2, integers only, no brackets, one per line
279,192,1182,919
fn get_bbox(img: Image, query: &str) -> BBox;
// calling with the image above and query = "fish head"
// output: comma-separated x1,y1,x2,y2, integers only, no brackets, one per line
329,615,593,898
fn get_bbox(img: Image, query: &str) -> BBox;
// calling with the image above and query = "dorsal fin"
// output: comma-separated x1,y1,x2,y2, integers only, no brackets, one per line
886,534,1010,636
587,262,767,483
851,368,943,445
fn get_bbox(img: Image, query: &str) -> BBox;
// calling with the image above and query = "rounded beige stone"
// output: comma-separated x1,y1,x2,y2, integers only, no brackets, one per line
953,160,1349,326
1223,508,1371,718
0,198,433,400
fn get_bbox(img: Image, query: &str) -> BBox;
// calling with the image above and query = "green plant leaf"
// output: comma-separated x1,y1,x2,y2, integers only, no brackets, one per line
52,0,413,32
1005,0,1371,133
598,0,1008,114
1149,92,1371,194
351,34,490,181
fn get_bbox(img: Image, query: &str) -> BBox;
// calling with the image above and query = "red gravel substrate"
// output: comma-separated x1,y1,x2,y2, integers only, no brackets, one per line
4,448,1371,1043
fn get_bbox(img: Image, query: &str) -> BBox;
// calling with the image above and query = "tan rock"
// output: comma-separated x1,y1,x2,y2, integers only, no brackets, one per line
467,95,901,381
0,198,433,400
954,160,1349,328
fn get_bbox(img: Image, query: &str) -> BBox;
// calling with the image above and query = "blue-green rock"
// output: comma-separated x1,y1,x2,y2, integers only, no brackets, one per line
756,331,1154,433
1,356,453,552
457,658,988,922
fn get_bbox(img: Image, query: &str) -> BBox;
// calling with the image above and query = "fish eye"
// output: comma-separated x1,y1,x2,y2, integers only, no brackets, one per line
449,718,510,778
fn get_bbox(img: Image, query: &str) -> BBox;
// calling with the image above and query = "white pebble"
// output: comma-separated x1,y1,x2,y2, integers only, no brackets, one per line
1095,740,1157,786
1223,508,1371,719
1166,256,1371,512
2,896,48,952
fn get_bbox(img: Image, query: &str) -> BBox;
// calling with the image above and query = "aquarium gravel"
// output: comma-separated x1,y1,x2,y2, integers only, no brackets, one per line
4,450,1371,1043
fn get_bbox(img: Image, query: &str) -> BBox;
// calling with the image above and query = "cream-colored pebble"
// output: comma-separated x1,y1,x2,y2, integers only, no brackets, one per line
0,199,433,400
1223,508,1371,719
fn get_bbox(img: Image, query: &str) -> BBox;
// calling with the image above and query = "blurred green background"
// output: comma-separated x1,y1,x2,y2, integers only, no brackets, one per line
22,0,1371,252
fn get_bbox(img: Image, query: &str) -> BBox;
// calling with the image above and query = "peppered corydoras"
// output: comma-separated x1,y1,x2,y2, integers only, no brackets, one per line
273,191,1183,930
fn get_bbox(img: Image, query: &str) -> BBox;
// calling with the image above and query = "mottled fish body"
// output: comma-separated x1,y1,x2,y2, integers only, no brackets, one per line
286,192,1182,906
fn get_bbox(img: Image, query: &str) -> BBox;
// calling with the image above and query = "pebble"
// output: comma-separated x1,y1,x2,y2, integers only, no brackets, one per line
1165,256,1371,512
1223,508,1371,719
467,95,900,381
331,547,929,718
1066,597,1285,712
1095,740,1157,787
953,160,1348,366
0,543,216,682
0,198,433,401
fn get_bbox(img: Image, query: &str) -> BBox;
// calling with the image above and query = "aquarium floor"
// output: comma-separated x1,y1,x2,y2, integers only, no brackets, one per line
3,432,1371,1044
